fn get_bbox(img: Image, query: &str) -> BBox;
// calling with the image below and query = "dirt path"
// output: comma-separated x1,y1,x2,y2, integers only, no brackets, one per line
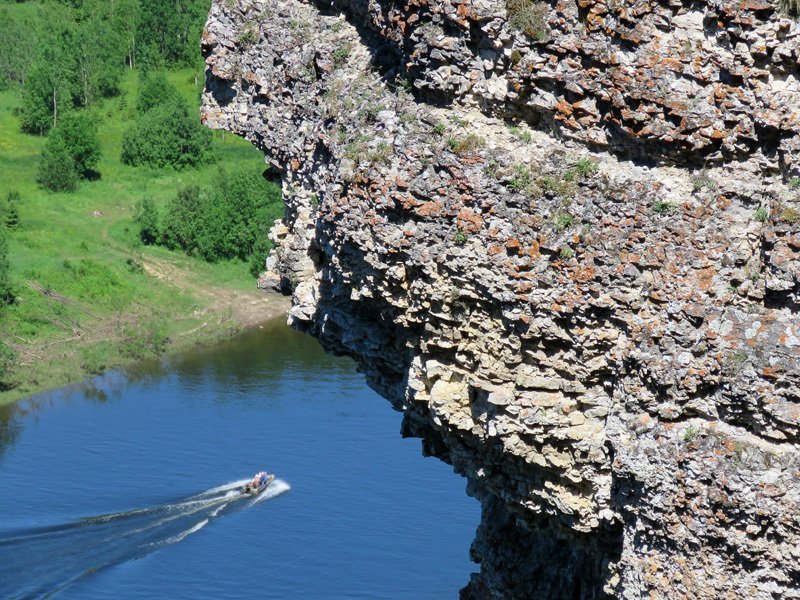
139,255,290,327
99,220,290,328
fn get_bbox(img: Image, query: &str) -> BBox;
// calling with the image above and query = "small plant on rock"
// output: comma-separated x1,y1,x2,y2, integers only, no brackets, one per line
653,200,677,213
506,0,549,40
574,156,599,178
754,207,768,222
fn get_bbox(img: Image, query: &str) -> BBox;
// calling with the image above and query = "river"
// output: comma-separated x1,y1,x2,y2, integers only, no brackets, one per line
0,319,479,599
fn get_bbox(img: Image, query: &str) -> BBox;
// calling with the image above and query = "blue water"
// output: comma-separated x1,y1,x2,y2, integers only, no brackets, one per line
0,321,478,599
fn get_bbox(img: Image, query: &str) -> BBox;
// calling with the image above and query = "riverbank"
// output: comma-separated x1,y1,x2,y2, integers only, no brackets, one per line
0,66,288,405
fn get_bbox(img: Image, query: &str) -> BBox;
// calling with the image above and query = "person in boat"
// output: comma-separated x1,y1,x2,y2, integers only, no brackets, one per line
247,471,270,491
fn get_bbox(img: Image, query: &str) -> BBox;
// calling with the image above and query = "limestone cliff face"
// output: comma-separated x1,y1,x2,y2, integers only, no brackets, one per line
201,0,800,597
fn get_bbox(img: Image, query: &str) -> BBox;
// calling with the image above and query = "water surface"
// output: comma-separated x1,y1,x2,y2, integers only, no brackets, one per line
0,320,478,599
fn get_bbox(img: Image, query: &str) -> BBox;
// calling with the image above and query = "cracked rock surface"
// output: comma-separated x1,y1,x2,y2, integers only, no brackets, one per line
202,0,800,597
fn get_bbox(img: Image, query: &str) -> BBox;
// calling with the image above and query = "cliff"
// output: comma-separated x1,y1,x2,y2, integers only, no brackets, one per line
201,0,800,597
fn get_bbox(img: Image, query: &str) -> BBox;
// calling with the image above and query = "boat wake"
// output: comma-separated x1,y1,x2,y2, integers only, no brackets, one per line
0,478,290,599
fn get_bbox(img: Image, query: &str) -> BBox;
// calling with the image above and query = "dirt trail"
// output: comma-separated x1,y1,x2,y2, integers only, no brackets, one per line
99,220,290,328
139,255,290,327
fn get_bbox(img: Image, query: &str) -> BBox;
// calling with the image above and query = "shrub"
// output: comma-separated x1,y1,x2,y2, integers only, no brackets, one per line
37,134,78,192
0,340,16,390
653,200,677,213
754,207,768,222
136,73,182,114
332,44,352,67
134,197,160,245
506,0,549,40
453,230,468,245
447,134,485,156
0,226,13,305
160,168,282,267
54,111,101,177
553,212,574,230
574,156,598,178
121,98,214,169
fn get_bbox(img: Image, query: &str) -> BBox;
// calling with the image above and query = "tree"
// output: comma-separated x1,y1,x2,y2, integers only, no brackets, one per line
0,226,13,305
160,185,205,252
37,134,79,192
134,197,159,244
4,191,20,230
0,8,38,89
137,0,209,67
19,7,78,134
136,72,182,114
121,96,213,169
56,111,101,177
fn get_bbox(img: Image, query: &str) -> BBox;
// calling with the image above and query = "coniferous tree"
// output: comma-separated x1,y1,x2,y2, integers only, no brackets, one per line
4,191,21,231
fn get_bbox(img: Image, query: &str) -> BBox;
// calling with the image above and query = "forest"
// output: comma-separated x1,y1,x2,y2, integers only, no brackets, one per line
0,0,284,400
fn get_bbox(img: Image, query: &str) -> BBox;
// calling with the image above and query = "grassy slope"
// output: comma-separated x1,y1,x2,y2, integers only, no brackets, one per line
0,68,278,404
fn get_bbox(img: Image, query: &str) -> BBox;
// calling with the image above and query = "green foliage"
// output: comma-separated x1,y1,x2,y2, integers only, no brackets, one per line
36,110,100,190
574,156,598,178
121,96,214,169
4,191,20,230
0,226,13,305
509,163,533,192
683,425,699,443
17,1,127,133
506,0,549,40
559,246,574,259
789,177,800,189
136,73,182,114
453,229,468,245
0,7,38,89
0,340,16,391
553,212,574,230
136,0,211,67
653,200,677,213
53,111,101,176
754,206,768,222
19,14,78,134
37,133,79,192
332,44,352,67
134,197,160,245
433,122,446,136
239,25,258,48
692,171,717,192
159,168,283,266
446,134,485,156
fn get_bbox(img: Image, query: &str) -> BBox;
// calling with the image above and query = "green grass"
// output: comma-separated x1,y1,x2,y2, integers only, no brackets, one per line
0,68,277,403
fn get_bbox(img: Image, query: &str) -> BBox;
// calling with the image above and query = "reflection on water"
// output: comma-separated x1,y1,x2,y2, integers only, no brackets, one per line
0,318,479,599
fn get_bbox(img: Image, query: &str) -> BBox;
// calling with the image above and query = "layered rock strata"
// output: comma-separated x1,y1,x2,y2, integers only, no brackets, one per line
202,0,800,597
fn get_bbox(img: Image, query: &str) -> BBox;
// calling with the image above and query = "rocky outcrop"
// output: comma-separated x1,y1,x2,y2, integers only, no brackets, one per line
201,0,800,597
